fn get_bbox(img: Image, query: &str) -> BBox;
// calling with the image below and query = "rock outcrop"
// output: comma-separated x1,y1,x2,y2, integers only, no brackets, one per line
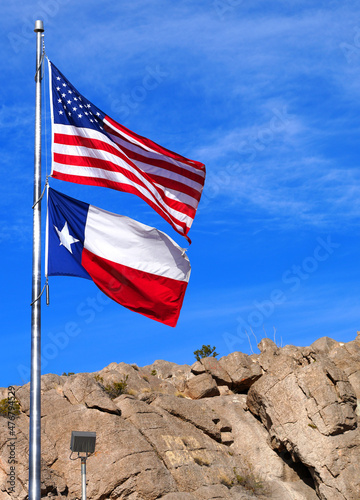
0,334,359,499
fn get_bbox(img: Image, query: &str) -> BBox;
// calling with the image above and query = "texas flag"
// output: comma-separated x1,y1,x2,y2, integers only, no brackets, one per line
46,188,191,327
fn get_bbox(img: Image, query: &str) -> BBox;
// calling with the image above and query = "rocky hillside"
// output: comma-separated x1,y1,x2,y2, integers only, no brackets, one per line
0,334,359,500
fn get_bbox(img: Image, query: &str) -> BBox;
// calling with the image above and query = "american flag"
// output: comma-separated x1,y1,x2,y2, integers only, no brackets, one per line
48,61,206,241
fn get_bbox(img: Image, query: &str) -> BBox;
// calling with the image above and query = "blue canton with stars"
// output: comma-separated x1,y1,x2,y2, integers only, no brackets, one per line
50,61,106,132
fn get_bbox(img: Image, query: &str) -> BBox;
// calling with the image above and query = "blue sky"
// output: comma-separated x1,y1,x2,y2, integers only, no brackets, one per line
1,0,360,387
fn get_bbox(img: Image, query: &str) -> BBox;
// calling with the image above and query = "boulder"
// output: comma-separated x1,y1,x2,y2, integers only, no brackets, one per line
198,357,232,386
219,352,262,391
258,337,278,353
142,360,193,393
151,393,222,441
185,373,220,399
311,336,339,354
63,373,119,414
191,360,206,375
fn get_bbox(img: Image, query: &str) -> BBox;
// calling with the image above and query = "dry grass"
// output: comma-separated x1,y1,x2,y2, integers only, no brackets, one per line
193,456,210,467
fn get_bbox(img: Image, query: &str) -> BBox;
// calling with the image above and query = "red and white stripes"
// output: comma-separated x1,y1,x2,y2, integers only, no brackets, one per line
51,116,205,241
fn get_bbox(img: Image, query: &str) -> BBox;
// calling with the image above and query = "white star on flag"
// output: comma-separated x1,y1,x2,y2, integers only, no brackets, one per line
54,221,79,254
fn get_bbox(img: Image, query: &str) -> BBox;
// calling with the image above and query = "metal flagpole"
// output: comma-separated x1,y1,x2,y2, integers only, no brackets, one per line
81,457,87,500
29,19,44,500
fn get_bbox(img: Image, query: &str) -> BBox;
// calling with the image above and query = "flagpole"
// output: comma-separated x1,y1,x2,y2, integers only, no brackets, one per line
29,19,44,500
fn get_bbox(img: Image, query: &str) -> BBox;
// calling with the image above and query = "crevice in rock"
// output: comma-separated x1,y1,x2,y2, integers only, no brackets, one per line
321,468,348,499
325,371,337,386
296,374,311,400
246,406,262,424
85,404,121,416
265,413,273,430
232,387,250,395
40,483,58,496
324,464,338,479
46,456,58,468
134,425,170,471
62,392,72,405
303,354,317,365
59,485,68,496
159,407,223,444
277,449,316,492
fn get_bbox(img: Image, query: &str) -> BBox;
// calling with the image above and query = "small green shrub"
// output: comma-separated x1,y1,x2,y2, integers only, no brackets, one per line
104,375,129,399
0,398,20,417
308,423,317,429
175,391,186,398
194,345,218,362
62,372,75,376
233,466,263,492
234,472,245,483
150,369,157,376
94,374,104,383
131,364,139,371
